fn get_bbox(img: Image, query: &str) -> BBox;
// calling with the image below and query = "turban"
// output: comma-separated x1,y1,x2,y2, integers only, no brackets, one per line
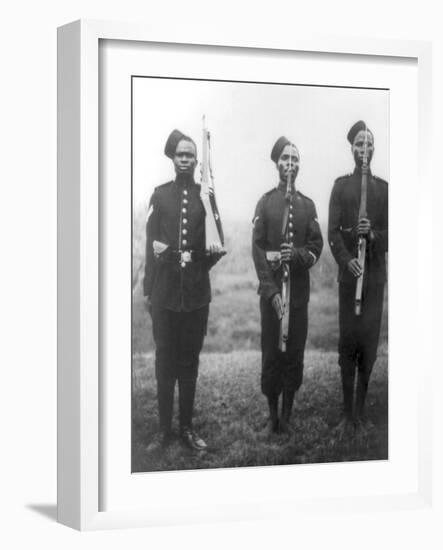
164,129,193,159
347,120,372,144
271,136,291,163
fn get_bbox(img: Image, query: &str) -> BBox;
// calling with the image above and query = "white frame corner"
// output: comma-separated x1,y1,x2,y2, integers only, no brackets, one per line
57,19,433,531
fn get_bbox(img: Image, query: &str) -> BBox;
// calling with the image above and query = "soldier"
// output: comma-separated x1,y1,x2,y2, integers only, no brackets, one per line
252,137,323,434
328,121,388,431
143,129,223,452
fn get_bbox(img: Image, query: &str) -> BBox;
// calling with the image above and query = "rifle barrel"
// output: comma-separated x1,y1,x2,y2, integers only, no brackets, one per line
354,134,369,316
278,172,292,352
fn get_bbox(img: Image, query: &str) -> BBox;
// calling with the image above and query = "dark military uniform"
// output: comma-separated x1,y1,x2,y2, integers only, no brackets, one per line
144,175,218,436
328,167,388,419
252,183,323,397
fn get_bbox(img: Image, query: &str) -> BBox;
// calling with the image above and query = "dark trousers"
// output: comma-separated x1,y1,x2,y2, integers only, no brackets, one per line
338,282,385,416
151,305,209,433
260,297,308,397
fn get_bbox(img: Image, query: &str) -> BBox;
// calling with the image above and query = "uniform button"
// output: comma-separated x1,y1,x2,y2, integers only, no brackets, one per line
181,261,186,268
182,218,187,224
182,239,187,246
183,190,188,195
289,205,293,211
289,222,293,228
289,232,294,238
182,208,187,214
289,213,293,219
182,229,187,235
183,199,188,204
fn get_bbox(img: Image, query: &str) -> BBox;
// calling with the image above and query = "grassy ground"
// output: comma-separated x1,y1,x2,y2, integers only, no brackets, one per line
132,347,388,473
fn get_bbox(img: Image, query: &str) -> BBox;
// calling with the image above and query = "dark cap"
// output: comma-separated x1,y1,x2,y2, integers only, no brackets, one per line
164,129,191,159
347,120,371,144
271,136,292,163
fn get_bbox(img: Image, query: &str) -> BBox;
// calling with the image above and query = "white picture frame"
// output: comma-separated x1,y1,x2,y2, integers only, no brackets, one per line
57,19,433,531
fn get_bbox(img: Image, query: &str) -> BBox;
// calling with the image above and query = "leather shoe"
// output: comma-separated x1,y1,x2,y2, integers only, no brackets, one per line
181,428,207,451
278,417,292,435
269,417,279,434
334,417,355,440
146,431,173,453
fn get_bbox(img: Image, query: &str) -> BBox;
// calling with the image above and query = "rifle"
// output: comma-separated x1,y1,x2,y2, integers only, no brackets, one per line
278,171,292,352
200,115,225,252
354,126,369,316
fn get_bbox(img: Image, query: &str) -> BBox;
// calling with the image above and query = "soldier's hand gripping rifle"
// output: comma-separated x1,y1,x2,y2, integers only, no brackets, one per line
278,171,292,352
200,115,226,255
354,127,369,316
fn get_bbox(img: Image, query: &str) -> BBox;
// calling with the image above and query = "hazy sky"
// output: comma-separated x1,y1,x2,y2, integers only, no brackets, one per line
132,77,389,223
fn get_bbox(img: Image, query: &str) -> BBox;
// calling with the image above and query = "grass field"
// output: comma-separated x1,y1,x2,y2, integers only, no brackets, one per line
132,347,388,472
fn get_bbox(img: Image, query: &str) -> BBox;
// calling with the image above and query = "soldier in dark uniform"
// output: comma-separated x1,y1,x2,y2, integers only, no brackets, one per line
143,129,223,452
252,137,323,434
328,121,388,431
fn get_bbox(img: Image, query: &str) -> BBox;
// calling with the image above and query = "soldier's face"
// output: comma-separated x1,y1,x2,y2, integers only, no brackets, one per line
277,144,300,182
173,139,197,176
352,130,374,167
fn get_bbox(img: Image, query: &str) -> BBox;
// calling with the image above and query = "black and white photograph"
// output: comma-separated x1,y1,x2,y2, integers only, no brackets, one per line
131,76,389,473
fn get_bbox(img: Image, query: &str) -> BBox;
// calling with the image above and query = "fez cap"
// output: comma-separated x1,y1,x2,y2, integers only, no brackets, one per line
347,120,372,144
271,136,292,163
164,129,194,159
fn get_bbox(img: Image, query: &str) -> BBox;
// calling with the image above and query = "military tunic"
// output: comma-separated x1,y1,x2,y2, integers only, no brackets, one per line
144,178,216,311
328,168,388,380
143,176,216,433
252,183,323,396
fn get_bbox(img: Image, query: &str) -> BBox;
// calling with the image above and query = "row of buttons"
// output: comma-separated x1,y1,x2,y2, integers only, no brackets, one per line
288,204,294,238
180,189,188,266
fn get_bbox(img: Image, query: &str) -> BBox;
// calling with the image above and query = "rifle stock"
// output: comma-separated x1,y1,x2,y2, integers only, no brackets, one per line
354,238,366,315
279,264,290,352
200,115,225,251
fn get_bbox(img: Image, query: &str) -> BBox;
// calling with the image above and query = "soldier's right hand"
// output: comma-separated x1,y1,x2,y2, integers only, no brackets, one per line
271,293,284,320
347,258,362,278
357,217,371,236
153,240,169,258
208,242,224,255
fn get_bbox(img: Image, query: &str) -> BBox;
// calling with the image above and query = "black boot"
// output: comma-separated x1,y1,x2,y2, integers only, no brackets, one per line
355,366,373,429
335,363,356,438
280,389,295,434
267,394,280,434
355,374,367,419
340,363,356,422
178,376,208,451
178,377,197,433
157,376,175,436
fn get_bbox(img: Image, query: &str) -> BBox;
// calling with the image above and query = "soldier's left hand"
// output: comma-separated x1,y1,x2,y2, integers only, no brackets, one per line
357,217,371,236
280,242,295,262
208,242,226,262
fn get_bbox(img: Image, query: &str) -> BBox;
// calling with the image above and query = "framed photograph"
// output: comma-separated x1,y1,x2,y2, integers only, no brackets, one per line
57,19,433,530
